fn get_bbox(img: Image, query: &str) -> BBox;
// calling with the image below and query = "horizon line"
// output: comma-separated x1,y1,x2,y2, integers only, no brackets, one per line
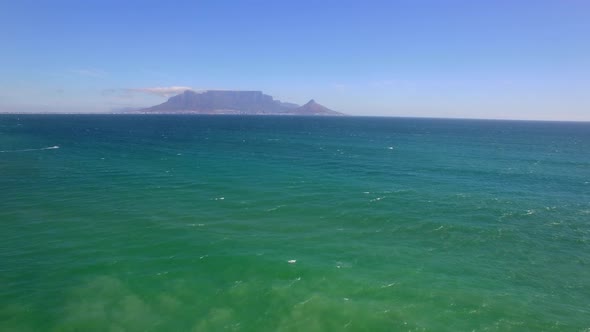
1,112,588,123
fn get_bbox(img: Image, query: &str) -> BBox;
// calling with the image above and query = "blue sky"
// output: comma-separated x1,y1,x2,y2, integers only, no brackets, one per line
0,0,588,120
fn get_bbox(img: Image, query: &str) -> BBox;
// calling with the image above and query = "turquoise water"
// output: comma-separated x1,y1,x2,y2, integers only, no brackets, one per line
1,115,589,331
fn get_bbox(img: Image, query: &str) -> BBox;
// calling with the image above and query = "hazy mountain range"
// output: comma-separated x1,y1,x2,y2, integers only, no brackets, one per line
127,90,343,116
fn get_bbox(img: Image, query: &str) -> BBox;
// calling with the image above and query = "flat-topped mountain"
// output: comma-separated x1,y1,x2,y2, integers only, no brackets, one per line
136,90,343,116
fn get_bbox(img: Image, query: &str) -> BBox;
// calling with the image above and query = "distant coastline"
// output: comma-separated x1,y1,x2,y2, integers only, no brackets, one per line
129,90,345,116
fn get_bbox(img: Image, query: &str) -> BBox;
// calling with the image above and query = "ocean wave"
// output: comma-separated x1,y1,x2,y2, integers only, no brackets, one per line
0,145,59,153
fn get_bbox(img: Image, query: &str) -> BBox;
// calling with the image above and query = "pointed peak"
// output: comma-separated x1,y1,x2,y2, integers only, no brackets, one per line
293,99,343,115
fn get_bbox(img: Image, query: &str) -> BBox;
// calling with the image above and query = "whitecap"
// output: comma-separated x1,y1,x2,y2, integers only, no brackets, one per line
335,261,351,269
266,205,285,212
0,145,59,153
381,282,397,288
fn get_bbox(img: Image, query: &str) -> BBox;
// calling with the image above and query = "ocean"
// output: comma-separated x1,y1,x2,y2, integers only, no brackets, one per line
1,115,589,331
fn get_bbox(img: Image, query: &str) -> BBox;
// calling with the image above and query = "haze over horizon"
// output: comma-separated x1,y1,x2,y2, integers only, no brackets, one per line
1,0,589,121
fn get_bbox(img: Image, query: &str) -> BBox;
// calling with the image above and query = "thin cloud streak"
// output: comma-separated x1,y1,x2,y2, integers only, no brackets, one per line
70,68,107,78
128,86,195,97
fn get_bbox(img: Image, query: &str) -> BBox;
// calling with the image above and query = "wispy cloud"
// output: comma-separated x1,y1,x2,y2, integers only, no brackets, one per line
370,80,398,87
331,83,350,89
331,80,399,90
102,86,196,99
128,86,195,97
70,68,107,78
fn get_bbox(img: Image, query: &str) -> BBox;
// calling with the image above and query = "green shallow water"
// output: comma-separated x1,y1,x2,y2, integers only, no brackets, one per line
1,115,589,331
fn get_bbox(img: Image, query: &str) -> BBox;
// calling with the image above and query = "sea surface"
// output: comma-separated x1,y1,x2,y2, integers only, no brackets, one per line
1,115,589,331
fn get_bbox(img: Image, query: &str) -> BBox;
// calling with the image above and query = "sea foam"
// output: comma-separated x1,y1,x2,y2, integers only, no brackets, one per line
0,145,59,153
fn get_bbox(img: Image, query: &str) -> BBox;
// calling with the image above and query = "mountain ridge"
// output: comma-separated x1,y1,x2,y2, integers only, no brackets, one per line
135,90,344,116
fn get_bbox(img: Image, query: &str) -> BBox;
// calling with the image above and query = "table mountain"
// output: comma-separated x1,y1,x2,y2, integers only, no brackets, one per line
136,90,343,115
